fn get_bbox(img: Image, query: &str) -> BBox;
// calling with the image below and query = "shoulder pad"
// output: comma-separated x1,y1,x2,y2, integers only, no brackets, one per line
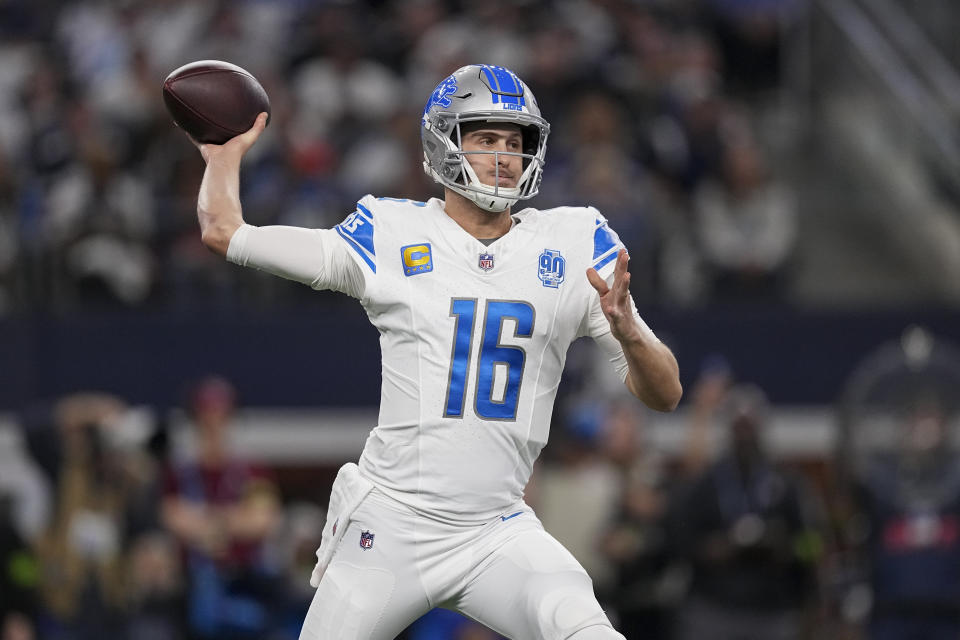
334,196,431,273
590,209,623,272
335,197,377,273
370,196,428,209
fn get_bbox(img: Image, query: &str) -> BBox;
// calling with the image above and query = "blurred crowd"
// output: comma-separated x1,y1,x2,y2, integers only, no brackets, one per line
0,0,803,314
3,376,324,640
4,348,960,640
9,1,960,639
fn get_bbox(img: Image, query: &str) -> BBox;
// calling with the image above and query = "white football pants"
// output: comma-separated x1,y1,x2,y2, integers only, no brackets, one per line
299,487,623,640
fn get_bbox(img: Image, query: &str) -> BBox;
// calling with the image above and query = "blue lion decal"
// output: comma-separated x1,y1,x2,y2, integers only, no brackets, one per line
424,75,458,116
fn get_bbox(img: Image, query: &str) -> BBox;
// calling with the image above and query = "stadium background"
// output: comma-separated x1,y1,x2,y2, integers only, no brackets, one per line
2,1,960,639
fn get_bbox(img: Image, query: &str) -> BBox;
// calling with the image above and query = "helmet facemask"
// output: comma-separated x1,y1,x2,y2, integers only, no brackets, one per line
445,117,546,212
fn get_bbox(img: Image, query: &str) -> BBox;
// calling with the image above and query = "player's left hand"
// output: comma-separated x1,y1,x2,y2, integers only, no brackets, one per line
587,249,643,343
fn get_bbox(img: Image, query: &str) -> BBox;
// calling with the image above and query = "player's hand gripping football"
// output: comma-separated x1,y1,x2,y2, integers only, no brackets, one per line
587,249,643,343
189,112,269,165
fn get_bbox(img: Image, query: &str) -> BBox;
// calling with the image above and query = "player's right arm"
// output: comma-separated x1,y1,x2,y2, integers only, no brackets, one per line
188,113,367,298
192,112,268,256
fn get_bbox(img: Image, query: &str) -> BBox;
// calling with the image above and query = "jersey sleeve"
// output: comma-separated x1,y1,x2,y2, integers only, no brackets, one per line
226,196,385,298
589,208,625,280
581,210,659,382
226,223,366,299
333,197,378,276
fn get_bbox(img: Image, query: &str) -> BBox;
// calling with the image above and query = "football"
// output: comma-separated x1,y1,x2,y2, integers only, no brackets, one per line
162,60,270,145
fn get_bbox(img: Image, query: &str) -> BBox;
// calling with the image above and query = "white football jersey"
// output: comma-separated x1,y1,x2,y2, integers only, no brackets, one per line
227,194,657,523
332,195,651,522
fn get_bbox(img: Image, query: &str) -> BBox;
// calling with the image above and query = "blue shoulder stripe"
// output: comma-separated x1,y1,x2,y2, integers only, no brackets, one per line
336,226,376,273
336,206,376,273
357,203,374,220
592,219,621,269
593,250,618,271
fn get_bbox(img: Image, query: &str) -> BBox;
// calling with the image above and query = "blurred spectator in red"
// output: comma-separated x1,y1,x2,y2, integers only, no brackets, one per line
851,395,960,640
161,376,282,640
671,382,820,640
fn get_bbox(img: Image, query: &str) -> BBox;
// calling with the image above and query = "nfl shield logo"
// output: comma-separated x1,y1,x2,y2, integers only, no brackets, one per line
359,530,375,550
478,252,495,272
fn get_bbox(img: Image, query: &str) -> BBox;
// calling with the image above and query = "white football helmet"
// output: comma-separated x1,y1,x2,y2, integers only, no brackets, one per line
421,64,550,212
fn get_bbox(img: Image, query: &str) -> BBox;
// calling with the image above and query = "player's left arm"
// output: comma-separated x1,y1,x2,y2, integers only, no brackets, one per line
587,249,682,411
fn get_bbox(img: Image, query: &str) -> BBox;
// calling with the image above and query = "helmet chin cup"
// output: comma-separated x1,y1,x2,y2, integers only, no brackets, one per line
424,163,515,213
458,155,521,212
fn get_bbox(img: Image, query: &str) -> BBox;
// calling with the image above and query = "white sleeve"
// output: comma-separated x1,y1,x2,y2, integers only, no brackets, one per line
586,276,659,383
226,223,366,299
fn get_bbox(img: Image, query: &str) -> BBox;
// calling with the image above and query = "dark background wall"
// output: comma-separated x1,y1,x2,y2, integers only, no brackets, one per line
5,305,958,409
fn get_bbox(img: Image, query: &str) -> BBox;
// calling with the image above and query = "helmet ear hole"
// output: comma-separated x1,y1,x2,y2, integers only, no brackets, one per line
521,125,540,156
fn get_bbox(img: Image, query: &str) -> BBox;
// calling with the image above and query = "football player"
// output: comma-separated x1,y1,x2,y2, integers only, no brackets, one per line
190,64,682,640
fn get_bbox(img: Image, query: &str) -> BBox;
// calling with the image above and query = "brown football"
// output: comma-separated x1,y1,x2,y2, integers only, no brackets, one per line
162,60,270,145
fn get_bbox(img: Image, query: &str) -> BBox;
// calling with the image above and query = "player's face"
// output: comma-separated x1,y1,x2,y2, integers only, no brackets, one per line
461,123,523,189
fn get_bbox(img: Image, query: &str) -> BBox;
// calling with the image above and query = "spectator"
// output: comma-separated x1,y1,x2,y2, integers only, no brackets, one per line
671,383,820,640
693,138,797,301
123,531,186,640
702,0,803,96
0,491,39,640
26,393,133,640
539,91,658,298
532,401,624,594
599,402,679,640
851,395,960,640
161,376,283,640
271,502,325,640
680,354,734,477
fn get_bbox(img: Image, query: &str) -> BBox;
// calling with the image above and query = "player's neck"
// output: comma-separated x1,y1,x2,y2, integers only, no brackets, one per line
443,189,513,240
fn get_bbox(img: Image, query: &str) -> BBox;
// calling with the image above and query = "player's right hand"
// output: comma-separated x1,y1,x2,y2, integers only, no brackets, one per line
191,112,268,165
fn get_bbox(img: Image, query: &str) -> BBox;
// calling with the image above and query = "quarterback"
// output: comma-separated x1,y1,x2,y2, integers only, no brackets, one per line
191,65,681,639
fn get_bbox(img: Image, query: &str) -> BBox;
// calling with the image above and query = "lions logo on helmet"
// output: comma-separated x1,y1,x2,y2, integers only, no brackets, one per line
421,64,550,213
423,76,458,122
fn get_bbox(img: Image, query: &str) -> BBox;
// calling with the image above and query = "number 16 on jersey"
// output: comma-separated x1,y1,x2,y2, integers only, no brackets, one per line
444,298,535,421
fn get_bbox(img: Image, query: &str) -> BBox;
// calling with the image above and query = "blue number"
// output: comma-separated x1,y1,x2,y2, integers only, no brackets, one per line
443,299,535,420
475,301,534,420
444,298,477,417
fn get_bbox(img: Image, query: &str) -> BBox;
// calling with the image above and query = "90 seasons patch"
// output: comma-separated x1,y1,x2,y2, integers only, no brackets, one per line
538,249,565,288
